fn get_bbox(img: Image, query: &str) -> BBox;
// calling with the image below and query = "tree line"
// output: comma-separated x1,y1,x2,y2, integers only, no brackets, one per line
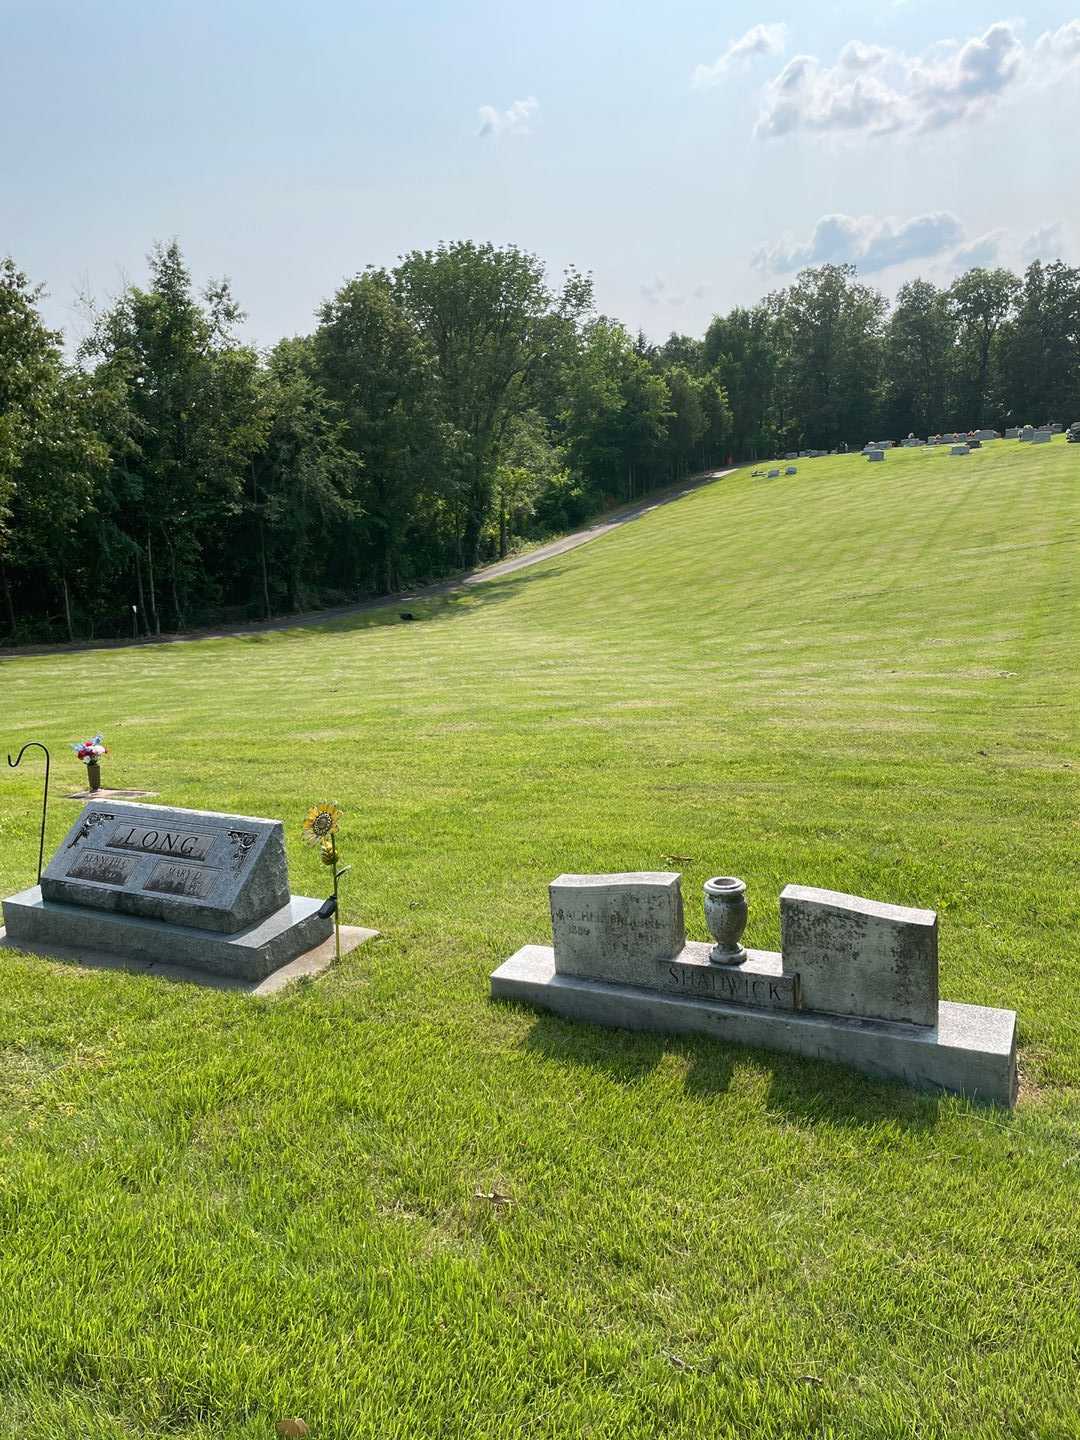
1,241,1077,643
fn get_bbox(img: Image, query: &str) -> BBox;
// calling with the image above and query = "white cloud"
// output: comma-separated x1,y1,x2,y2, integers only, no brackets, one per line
754,19,1080,140
692,23,787,87
754,211,964,274
947,231,1006,270
1033,19,1080,66
1021,222,1071,263
838,40,889,72
477,96,539,138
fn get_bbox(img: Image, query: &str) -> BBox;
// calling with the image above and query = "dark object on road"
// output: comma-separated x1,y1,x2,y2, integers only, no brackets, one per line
400,612,416,621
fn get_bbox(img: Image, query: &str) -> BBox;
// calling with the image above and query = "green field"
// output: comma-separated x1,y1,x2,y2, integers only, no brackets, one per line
1,438,1078,1439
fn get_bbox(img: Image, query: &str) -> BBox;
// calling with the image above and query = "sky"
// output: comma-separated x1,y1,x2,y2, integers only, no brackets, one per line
4,0,1080,351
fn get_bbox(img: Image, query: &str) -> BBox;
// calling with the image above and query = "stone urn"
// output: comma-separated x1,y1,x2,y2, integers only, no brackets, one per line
86,760,102,793
704,876,748,965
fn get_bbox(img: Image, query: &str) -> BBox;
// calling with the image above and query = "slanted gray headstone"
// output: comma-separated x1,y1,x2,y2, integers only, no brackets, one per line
3,801,333,981
41,803,287,932
951,445,970,456
779,884,938,1026
867,449,885,462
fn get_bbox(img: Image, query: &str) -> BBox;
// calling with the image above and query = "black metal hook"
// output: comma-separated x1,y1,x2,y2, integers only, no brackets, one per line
7,741,51,884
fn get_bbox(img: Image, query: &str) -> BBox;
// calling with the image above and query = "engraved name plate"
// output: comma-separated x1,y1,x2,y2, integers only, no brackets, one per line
143,862,220,900
66,851,139,887
108,824,214,862
663,958,799,1011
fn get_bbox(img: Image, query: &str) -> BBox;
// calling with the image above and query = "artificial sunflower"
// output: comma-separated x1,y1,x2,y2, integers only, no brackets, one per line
303,802,342,846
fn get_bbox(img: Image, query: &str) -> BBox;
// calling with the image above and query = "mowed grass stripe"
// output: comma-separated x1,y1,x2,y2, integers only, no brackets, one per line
0,440,1077,1438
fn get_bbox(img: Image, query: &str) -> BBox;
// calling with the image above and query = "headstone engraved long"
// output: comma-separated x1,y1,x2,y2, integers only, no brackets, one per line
492,872,1016,1105
2,802,333,981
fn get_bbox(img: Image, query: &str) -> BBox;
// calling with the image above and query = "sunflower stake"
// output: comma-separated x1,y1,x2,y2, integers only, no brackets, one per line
303,804,347,963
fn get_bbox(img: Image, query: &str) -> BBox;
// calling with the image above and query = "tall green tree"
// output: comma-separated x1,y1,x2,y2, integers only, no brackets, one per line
947,267,1021,428
392,242,592,564
777,264,886,450
315,270,446,591
0,259,66,634
998,261,1080,426
883,279,956,437
78,241,258,632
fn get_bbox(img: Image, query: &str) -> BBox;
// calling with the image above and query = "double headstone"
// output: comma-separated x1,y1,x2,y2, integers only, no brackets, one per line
492,872,1017,1105
2,802,333,981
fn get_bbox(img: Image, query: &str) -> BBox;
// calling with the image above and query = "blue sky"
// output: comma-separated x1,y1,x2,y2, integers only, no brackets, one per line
4,0,1079,350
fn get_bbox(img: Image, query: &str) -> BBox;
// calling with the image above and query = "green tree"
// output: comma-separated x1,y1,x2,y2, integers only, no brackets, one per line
392,242,592,564
315,270,447,592
884,279,956,436
78,241,258,632
947,267,1020,428
0,259,66,634
998,261,1080,425
777,264,886,450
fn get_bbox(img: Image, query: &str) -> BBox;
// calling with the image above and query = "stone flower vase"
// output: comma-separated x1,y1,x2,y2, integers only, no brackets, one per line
86,760,102,793
704,876,748,965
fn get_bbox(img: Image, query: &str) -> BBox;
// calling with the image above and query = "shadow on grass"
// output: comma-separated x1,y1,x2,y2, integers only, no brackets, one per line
521,1013,943,1129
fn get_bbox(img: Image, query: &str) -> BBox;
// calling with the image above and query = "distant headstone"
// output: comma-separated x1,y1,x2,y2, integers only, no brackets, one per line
1005,427,1020,439
767,468,780,478
785,465,797,474
1050,422,1063,433
867,449,885,462
1030,430,1052,444
951,445,970,456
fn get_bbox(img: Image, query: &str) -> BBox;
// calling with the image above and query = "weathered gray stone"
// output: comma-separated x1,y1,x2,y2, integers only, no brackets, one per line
867,449,885,461
42,801,288,933
2,884,332,982
550,872,683,987
951,445,970,456
1030,430,1052,443
779,884,937,1026
491,946,1017,1107
785,465,798,474
1005,427,1019,439
0,906,374,992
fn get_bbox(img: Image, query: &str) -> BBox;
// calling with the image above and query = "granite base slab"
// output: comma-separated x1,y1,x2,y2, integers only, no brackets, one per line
0,920,378,995
491,945,1018,1107
2,885,336,983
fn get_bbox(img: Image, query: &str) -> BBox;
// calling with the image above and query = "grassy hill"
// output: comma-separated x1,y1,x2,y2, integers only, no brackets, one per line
1,438,1078,1438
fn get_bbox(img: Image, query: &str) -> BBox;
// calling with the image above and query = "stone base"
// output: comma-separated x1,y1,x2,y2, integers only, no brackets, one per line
2,885,340,983
0,918,378,995
491,945,1018,1107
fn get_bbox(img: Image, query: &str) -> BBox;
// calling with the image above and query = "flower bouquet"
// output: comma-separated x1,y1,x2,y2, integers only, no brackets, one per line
71,734,108,792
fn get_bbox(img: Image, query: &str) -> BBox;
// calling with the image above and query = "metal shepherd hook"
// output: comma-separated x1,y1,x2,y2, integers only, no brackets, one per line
7,741,51,883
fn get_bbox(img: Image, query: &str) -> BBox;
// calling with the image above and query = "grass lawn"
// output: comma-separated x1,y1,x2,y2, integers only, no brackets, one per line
0,438,1078,1439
